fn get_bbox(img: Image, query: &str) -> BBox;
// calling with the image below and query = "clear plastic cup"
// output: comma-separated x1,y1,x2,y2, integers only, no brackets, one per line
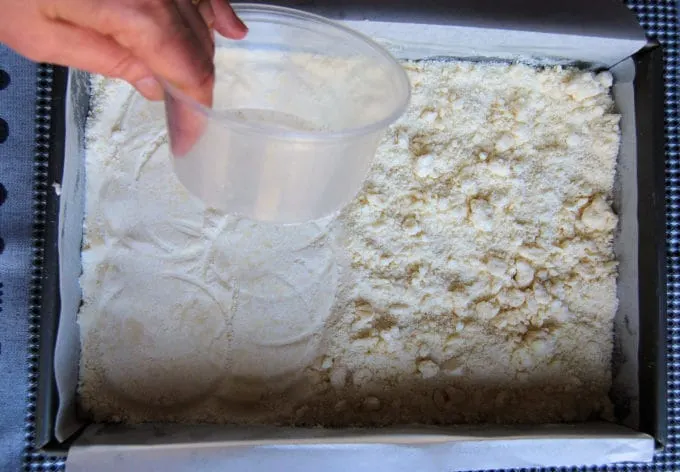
163,4,411,223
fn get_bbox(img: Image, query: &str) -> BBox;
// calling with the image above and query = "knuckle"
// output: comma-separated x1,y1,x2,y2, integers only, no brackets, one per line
151,23,190,53
195,60,214,87
155,27,213,86
113,0,173,49
133,0,176,26
103,55,136,80
110,0,213,88
134,0,174,15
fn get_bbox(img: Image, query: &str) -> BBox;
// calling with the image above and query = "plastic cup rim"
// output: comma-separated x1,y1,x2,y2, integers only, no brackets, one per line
161,3,411,142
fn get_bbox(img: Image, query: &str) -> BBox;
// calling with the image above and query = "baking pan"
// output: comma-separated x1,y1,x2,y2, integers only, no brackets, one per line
34,0,667,467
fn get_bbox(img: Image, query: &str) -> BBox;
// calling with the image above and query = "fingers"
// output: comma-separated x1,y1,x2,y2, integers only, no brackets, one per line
119,0,215,107
173,0,213,56
165,0,218,156
133,76,165,100
165,88,207,157
26,20,164,100
40,0,215,106
164,0,248,158
196,0,216,40
210,0,248,39
27,0,248,156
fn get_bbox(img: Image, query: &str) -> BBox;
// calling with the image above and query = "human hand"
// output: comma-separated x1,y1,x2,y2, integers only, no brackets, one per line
0,0,247,106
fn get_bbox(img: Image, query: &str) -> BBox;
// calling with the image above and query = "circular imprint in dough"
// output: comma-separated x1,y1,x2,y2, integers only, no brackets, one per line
208,216,337,288
215,348,317,404
208,216,333,280
225,241,339,347
95,271,231,408
117,90,167,144
202,216,339,389
216,326,323,402
99,176,205,263
233,274,321,346
221,248,337,390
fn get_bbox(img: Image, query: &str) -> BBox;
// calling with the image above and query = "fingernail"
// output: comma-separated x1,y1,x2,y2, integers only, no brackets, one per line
134,76,163,100
236,15,248,32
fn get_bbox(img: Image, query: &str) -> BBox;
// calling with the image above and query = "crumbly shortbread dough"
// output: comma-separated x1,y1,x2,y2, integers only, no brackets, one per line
78,55,620,425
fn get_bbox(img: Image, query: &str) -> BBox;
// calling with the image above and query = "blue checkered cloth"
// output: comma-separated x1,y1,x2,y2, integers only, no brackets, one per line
0,1,677,471
0,49,45,471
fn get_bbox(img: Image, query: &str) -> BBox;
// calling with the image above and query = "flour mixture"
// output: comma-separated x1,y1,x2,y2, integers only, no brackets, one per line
78,53,620,425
